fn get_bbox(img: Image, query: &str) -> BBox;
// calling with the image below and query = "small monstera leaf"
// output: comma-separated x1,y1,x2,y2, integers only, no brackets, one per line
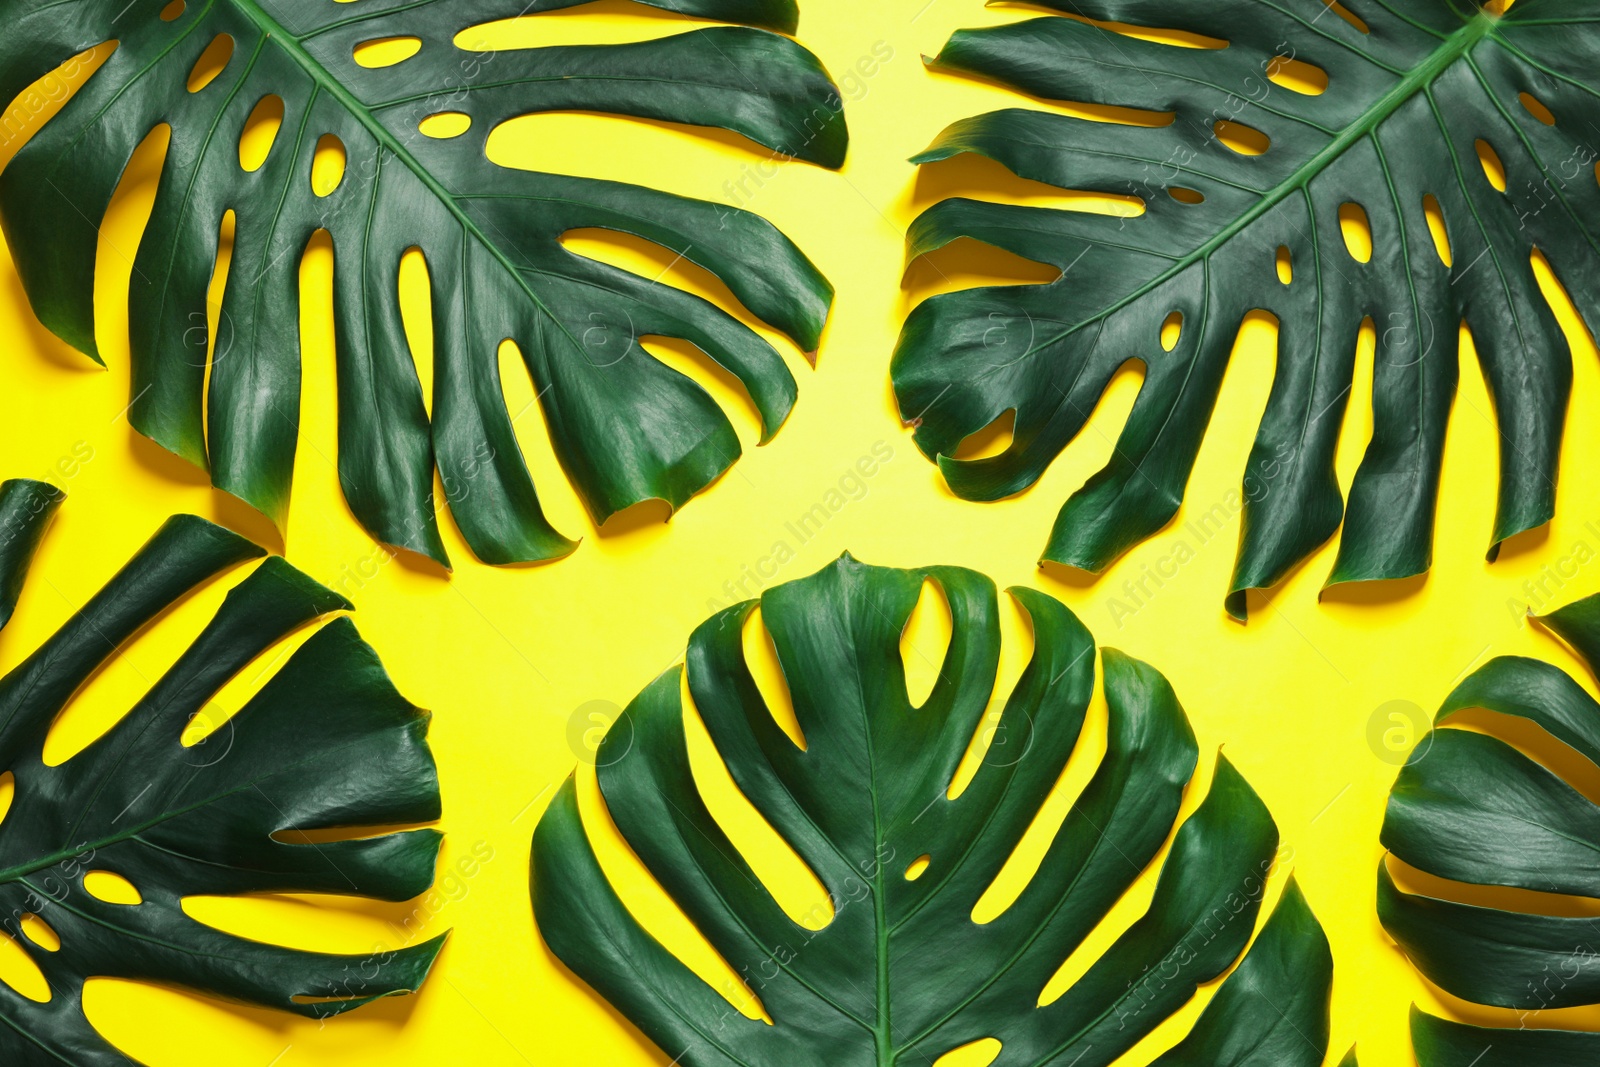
0,479,445,1065
893,0,1600,618
533,554,1335,1066
1380,590,1600,1065
0,0,844,568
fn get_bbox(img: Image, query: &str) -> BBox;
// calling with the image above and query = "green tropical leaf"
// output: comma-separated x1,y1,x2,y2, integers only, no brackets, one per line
893,0,1600,619
0,0,844,568
0,478,445,1065
1380,588,1600,1065
1410,1007,1599,1066
532,554,1334,1067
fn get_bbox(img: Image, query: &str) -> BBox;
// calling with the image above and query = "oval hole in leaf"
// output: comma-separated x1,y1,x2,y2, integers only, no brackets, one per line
160,0,184,19
353,36,421,69
1476,139,1507,192
1520,91,1556,127
0,933,49,1002
1266,55,1328,95
0,771,13,828
238,94,283,173
682,679,834,931
1339,202,1372,263
84,871,143,906
1214,120,1269,156
905,855,931,881
950,409,1015,461
398,247,435,419
20,915,59,953
419,112,471,139
1275,245,1293,285
1160,311,1183,351
187,35,234,93
1168,186,1204,205
1422,194,1452,267
934,1038,1002,1067
901,578,952,709
741,608,805,750
1320,0,1369,33
312,133,346,196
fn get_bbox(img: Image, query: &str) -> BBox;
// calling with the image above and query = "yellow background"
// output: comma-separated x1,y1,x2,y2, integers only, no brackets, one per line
1,0,1597,1063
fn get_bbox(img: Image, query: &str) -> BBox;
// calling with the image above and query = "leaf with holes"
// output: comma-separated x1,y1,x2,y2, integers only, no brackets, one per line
0,478,445,1065
533,553,1335,1067
0,0,844,567
1380,588,1600,1065
894,0,1600,618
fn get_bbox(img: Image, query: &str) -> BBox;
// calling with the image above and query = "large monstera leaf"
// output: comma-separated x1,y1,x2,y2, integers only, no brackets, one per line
533,554,1338,1066
893,0,1600,619
0,0,844,568
1380,590,1600,1065
0,479,445,1064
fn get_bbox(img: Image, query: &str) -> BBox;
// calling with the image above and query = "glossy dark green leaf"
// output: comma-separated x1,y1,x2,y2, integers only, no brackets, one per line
532,554,1333,1066
0,489,445,1064
0,479,62,630
1535,588,1600,670
0,0,844,568
1378,860,1600,1008
893,0,1600,618
1411,1006,1600,1066
1382,586,1600,1063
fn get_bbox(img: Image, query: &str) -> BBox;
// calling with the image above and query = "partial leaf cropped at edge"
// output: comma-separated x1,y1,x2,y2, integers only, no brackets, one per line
1381,587,1600,1065
532,554,1335,1067
0,479,62,629
0,0,846,568
1410,1007,1600,1066
894,0,1600,619
0,485,446,1065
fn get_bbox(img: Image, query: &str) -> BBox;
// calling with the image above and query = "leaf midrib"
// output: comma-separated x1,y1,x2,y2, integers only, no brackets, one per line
999,10,1502,371
225,0,590,356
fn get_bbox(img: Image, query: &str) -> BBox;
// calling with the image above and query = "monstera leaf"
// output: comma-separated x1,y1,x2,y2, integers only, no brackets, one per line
0,479,445,1064
533,554,1337,1066
0,0,844,568
893,0,1600,619
1380,590,1600,1065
